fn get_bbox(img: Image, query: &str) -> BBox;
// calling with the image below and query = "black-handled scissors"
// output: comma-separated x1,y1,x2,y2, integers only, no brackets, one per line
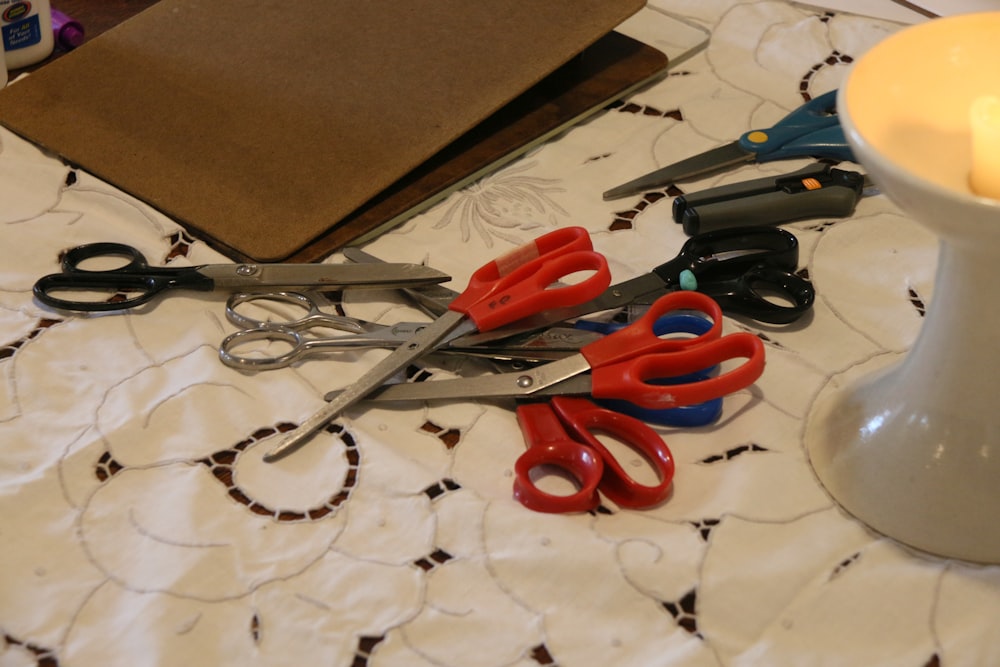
453,226,814,347
32,242,450,312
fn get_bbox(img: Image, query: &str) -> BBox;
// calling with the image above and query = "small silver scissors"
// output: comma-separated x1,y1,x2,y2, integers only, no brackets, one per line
219,291,598,371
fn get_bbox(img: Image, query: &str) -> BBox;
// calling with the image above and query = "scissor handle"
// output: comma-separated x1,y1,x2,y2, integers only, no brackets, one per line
592,330,765,409
449,227,611,332
219,327,311,370
225,291,364,332
739,90,853,162
513,396,675,513
574,313,722,427
577,313,724,427
578,290,764,409
698,263,815,324
582,290,724,369
653,227,799,287
33,242,211,312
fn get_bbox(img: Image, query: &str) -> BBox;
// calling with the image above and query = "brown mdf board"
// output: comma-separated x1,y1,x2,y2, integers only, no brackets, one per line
0,0,655,262
290,30,669,262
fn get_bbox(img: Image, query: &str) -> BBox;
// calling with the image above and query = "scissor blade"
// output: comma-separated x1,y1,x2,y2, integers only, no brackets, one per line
323,354,593,403
602,141,756,200
201,262,450,292
448,272,668,347
264,310,472,462
342,247,458,316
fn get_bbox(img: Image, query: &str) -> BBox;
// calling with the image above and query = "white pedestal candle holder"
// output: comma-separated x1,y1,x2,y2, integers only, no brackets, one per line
804,13,1000,563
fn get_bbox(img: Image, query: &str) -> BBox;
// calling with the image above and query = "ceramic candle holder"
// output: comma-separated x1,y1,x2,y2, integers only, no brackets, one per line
804,12,1000,563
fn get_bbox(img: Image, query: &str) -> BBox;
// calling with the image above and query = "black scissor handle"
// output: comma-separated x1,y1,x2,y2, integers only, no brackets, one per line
652,227,800,289
33,270,165,311
33,243,208,312
699,263,814,324
60,242,149,273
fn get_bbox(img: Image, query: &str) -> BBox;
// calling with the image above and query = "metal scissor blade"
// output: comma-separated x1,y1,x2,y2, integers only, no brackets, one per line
342,247,458,316
447,272,669,347
202,262,450,292
264,310,473,462
323,353,592,403
602,141,756,201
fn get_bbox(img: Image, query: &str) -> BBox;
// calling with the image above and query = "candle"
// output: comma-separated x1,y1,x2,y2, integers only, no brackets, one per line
969,95,1000,199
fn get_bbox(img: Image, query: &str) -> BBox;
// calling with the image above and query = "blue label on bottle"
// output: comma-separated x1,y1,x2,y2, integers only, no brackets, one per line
2,13,41,51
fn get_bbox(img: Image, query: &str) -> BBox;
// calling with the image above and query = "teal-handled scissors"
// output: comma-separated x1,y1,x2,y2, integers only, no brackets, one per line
264,226,612,462
603,90,854,200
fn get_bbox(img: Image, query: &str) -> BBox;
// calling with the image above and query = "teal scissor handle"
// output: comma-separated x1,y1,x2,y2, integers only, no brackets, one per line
738,90,854,163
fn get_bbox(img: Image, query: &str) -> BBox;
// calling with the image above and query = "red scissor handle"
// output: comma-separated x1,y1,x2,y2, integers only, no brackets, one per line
578,290,765,409
580,290,724,369
513,396,675,513
589,332,765,409
448,227,612,332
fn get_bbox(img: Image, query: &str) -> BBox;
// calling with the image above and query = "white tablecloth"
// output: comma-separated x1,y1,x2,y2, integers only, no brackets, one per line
3,2,998,666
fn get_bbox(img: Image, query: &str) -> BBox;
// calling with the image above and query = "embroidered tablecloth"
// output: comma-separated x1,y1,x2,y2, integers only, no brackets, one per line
3,2,996,665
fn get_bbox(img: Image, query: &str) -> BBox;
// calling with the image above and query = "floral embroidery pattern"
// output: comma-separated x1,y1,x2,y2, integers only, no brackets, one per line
433,161,567,247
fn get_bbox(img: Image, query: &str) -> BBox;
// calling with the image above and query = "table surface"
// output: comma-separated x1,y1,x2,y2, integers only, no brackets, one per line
3,2,998,666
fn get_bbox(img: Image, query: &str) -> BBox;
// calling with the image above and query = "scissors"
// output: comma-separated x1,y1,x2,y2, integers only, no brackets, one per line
264,226,613,462
219,290,607,369
220,291,723,427
322,291,763,511
219,291,437,370
602,90,854,200
513,395,675,513
453,226,814,350
32,242,450,312
324,290,764,421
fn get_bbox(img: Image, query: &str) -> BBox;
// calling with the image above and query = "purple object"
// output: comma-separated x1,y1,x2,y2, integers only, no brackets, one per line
51,8,84,50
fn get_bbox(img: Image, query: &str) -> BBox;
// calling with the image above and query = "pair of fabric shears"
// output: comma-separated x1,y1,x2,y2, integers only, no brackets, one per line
264,226,612,462
32,242,449,312
324,290,765,512
602,89,854,200
453,226,814,351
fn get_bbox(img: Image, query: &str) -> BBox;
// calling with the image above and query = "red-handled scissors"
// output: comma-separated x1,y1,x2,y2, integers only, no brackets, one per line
514,396,675,513
265,226,612,461
337,290,765,410
322,290,763,511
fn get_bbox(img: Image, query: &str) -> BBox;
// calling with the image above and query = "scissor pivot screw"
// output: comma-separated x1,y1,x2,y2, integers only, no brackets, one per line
516,375,534,389
236,264,260,276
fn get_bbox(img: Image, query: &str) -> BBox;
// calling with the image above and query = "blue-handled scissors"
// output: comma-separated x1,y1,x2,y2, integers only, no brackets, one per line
603,90,853,200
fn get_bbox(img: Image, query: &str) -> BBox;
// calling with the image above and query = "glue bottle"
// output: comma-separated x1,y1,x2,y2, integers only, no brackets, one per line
0,0,54,70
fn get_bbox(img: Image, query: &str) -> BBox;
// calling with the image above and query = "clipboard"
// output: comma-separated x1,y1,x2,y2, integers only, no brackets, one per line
0,0,668,262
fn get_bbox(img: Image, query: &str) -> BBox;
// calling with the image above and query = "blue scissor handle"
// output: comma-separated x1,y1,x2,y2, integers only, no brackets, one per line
574,313,722,427
738,90,854,163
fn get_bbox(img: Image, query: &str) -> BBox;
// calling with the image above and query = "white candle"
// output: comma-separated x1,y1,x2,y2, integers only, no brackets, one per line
969,95,1000,199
